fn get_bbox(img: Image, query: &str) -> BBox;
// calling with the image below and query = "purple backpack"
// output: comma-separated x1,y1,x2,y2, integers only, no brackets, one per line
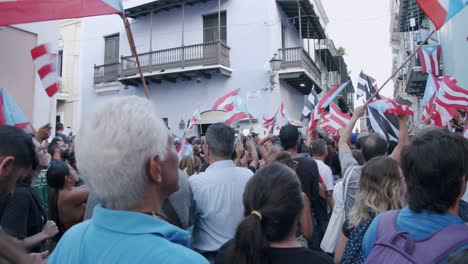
365,210,468,264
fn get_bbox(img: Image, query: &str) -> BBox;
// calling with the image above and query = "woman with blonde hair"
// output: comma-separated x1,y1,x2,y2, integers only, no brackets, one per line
334,156,404,264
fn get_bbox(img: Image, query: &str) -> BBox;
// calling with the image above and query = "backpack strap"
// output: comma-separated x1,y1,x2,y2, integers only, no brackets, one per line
415,223,468,263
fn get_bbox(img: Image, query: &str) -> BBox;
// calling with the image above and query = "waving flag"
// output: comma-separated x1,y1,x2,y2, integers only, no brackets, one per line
0,0,123,26
421,74,442,121
319,103,351,134
432,76,468,126
212,88,241,111
0,88,29,129
176,139,193,160
263,114,277,128
308,81,350,131
31,44,59,97
417,0,468,29
224,95,249,125
280,102,291,124
417,45,442,76
188,110,201,130
368,101,400,142
357,71,378,100
301,88,319,120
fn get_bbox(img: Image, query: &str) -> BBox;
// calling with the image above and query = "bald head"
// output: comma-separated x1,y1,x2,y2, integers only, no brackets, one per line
361,133,388,162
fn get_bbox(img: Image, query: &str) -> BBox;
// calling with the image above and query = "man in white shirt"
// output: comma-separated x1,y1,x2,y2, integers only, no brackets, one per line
311,139,334,209
189,123,253,260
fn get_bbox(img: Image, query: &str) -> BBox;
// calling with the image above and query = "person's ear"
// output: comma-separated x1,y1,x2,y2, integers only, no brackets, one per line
147,155,162,184
0,156,15,176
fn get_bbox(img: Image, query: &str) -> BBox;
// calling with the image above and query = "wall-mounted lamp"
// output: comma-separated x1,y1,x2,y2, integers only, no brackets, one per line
267,53,283,91
179,118,185,130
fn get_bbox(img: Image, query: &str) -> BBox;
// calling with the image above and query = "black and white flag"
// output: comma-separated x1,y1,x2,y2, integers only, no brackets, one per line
301,86,319,121
358,71,379,100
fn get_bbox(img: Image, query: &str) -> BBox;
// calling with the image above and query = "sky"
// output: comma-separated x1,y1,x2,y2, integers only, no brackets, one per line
321,0,394,101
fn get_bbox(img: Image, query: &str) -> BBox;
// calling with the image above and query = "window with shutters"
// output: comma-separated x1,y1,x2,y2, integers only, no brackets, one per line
203,12,227,43
104,34,120,64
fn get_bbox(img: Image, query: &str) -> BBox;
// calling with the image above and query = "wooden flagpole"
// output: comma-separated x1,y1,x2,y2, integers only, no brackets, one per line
121,14,150,99
366,29,437,104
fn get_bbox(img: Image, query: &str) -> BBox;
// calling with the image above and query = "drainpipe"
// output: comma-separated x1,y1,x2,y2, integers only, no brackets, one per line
297,0,302,47
182,3,185,68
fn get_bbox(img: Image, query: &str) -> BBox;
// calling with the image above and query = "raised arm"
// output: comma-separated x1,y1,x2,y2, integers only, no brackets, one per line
389,115,409,163
257,134,273,160
339,106,365,153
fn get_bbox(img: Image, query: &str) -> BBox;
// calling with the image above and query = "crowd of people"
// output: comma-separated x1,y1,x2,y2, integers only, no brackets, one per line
0,95,467,263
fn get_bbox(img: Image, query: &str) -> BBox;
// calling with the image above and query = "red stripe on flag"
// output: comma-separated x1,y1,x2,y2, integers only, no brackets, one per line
37,64,54,79
225,112,249,125
212,88,240,110
30,44,48,60
45,84,59,97
417,0,448,29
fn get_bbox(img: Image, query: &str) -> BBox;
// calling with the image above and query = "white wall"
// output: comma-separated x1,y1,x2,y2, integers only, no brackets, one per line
439,7,468,90
14,21,60,129
79,0,309,137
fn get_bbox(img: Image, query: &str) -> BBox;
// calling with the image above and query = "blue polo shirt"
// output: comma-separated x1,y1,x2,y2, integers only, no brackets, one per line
362,207,468,263
50,205,208,264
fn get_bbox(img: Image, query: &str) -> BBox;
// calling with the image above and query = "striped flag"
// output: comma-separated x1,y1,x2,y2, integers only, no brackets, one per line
301,88,319,120
357,71,378,100
263,114,277,128
421,74,442,122
0,88,29,129
417,45,442,76
367,101,400,142
280,102,291,124
212,88,241,111
0,0,123,26
319,103,351,134
417,0,468,29
224,95,249,125
188,110,201,130
308,81,350,131
432,76,468,127
31,44,59,97
176,139,193,160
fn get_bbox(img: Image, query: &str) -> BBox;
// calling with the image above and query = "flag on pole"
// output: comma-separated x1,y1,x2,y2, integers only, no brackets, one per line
319,103,351,134
176,139,193,160
188,110,201,130
357,71,378,100
212,88,241,111
417,0,468,29
0,0,123,26
262,115,277,128
417,45,442,76
31,44,60,97
280,102,291,124
308,81,350,131
432,76,468,126
367,101,400,142
301,88,319,120
0,88,29,129
421,74,442,121
224,95,249,125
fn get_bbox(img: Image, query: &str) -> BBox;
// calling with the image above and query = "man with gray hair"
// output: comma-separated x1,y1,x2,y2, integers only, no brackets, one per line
189,123,253,260
311,139,335,209
49,96,207,264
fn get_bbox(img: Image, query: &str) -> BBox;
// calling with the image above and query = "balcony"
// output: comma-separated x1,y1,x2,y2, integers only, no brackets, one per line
276,0,326,39
405,57,427,95
398,0,424,32
315,39,339,71
125,0,215,18
278,47,322,94
118,41,231,85
93,62,120,84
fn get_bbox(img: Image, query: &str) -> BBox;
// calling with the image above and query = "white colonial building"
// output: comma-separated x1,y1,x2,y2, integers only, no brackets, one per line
79,0,353,136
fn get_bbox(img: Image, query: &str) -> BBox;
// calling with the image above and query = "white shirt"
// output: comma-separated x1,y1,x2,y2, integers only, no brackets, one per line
314,159,334,191
189,160,253,252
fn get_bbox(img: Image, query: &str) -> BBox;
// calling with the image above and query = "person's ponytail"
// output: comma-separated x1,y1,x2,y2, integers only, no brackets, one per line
228,214,269,264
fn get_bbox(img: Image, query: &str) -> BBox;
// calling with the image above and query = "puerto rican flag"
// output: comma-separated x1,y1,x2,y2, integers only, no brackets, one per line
280,102,291,124
224,94,249,125
308,81,350,131
432,76,468,127
262,114,277,129
176,139,193,160
319,103,351,134
31,44,60,97
417,45,442,76
0,0,123,26
417,0,468,29
421,74,442,122
0,88,29,129
212,88,241,111
188,110,201,130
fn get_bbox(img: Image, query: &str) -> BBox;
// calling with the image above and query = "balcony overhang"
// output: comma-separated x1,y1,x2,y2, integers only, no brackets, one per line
315,49,338,71
118,65,232,86
279,69,322,95
405,66,427,95
124,0,214,18
277,0,326,39
398,0,424,32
